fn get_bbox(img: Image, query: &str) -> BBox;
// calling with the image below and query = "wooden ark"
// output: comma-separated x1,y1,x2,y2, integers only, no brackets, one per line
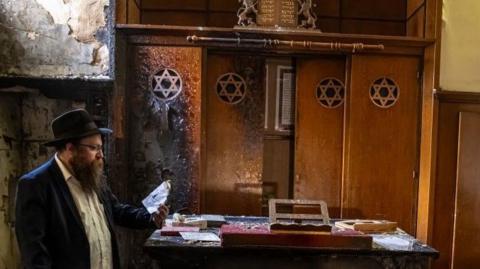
115,24,433,236
113,0,457,268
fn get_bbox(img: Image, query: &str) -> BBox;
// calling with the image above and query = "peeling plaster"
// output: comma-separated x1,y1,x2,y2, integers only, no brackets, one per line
69,0,109,43
92,44,109,72
0,0,111,78
36,0,70,24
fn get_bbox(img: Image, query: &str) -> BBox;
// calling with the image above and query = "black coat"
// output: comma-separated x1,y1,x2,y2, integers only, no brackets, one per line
15,158,154,269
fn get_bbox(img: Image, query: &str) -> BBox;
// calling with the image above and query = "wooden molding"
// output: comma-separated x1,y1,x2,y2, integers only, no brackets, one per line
116,24,434,46
416,0,442,245
436,90,480,104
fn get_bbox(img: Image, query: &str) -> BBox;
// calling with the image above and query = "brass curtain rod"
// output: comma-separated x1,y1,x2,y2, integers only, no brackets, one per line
186,35,384,53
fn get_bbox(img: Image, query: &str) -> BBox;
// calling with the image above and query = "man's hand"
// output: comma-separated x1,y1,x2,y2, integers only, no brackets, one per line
152,204,169,228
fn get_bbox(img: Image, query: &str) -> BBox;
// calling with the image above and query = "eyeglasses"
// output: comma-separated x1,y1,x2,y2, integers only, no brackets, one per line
77,143,103,153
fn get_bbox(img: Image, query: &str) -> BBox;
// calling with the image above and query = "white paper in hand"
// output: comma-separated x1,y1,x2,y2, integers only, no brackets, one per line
142,180,171,214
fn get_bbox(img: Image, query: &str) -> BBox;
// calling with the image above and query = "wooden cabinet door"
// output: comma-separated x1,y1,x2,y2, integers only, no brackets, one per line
451,112,480,269
127,46,202,213
343,55,420,234
203,53,265,215
294,56,346,217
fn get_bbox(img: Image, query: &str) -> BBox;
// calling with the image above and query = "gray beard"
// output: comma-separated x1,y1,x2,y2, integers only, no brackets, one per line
70,156,104,194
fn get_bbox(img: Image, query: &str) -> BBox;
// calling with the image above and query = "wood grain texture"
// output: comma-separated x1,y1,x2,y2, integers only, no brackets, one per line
294,56,346,218
208,0,239,11
262,138,292,199
341,0,405,20
142,11,207,26
406,6,425,37
343,55,420,234
204,53,265,215
317,18,341,33
416,0,442,245
452,112,480,269
416,44,438,244
314,0,340,17
131,0,412,36
127,0,140,24
341,19,405,36
116,0,127,24
431,102,480,269
425,0,443,39
141,0,207,10
207,12,237,28
407,0,425,18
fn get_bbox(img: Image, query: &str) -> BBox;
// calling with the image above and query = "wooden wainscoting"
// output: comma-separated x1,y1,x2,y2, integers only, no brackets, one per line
432,91,480,269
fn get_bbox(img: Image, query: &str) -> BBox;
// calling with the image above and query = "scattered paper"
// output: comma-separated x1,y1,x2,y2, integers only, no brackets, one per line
142,180,171,214
372,235,413,250
200,214,227,227
180,232,221,242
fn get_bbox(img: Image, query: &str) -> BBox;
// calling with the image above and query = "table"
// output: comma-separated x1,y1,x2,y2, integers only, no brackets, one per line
144,216,438,269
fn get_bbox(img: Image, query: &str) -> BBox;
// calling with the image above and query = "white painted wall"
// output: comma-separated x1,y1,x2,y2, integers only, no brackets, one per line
440,0,480,92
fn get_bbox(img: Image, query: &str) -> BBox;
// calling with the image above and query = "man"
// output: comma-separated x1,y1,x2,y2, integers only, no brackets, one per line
15,109,169,269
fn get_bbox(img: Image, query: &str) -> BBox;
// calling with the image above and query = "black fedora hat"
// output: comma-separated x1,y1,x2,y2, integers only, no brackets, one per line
44,109,112,147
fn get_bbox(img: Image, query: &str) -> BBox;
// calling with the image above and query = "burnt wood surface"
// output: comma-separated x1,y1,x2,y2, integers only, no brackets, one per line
115,25,436,269
144,216,438,269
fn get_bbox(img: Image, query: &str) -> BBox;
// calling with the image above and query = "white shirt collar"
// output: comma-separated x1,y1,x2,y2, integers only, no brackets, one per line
55,153,73,182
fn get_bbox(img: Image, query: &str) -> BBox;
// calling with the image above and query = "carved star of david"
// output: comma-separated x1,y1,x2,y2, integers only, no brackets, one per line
151,68,182,100
316,78,344,108
370,77,399,108
216,73,246,104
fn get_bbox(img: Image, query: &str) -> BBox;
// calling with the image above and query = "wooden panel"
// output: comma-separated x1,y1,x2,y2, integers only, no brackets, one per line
431,103,461,269
294,56,346,218
141,0,207,10
125,46,202,268
116,0,127,24
204,54,265,215
263,138,292,199
207,12,237,28
416,0,442,245
141,11,207,26
317,18,341,33
209,0,239,11
425,0,442,39
128,0,140,24
431,101,480,269
341,19,405,36
341,0,405,20
128,46,202,212
314,0,340,17
344,55,420,234
407,6,425,37
407,0,424,18
452,112,480,269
